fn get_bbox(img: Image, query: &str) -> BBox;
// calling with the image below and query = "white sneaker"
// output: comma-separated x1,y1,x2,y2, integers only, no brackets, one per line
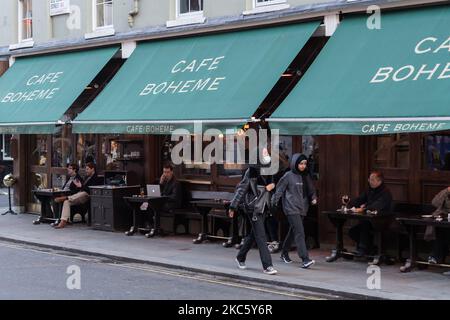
235,258,246,270
263,266,278,275
302,259,315,269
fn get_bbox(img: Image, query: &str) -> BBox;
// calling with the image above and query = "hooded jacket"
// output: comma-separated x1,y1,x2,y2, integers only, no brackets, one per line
271,153,317,216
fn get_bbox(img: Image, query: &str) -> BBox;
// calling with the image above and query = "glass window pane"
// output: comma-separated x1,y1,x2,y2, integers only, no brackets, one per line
52,126,73,168
179,0,189,14
30,135,48,166
76,134,97,167
302,136,319,179
423,133,450,171
96,2,105,27
21,0,33,40
373,134,410,169
2,135,12,159
104,1,113,26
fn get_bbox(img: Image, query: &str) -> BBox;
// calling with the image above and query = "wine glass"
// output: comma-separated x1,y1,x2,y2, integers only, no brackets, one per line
342,195,350,212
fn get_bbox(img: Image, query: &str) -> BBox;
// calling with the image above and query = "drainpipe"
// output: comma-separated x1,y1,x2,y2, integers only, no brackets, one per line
128,0,139,28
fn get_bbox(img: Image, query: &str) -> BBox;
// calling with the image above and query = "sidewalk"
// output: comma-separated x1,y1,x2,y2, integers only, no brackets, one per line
0,212,449,300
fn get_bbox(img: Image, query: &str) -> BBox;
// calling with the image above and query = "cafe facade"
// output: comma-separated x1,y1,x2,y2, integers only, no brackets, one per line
0,0,449,245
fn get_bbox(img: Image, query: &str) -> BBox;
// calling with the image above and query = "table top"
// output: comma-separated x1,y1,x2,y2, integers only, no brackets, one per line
397,216,450,227
324,210,391,220
90,185,140,190
32,189,71,196
123,195,168,203
191,199,231,208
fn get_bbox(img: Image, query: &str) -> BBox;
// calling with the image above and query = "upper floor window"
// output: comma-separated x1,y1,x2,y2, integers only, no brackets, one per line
255,0,287,7
19,0,33,41
178,0,203,17
93,0,113,30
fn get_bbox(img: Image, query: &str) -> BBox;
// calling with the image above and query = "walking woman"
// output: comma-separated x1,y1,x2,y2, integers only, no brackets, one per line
272,154,317,268
228,162,278,275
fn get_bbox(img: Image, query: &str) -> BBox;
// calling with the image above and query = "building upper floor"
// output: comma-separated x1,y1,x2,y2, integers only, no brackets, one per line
0,0,447,57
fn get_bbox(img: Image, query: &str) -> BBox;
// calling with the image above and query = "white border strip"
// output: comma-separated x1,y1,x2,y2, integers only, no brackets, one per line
0,122,56,126
268,117,450,122
72,119,254,125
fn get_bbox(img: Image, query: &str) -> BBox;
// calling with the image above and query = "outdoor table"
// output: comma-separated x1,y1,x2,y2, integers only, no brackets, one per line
32,189,72,225
324,210,394,265
190,199,237,247
123,195,168,238
397,216,450,272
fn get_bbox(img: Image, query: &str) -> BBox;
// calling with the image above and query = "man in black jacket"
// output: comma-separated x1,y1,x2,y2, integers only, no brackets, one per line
229,164,278,275
271,154,317,269
54,162,103,229
160,163,182,211
346,171,393,256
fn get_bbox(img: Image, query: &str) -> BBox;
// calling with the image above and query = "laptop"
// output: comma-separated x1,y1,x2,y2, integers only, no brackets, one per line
146,184,161,197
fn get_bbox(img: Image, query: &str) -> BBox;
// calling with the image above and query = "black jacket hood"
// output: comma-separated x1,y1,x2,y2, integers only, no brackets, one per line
290,153,308,175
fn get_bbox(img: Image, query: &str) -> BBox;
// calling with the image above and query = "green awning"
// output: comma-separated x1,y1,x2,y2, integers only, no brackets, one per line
0,47,118,134
269,6,450,135
73,22,319,134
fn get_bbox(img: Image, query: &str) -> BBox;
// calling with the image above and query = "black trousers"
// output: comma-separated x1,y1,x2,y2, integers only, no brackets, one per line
265,214,279,242
237,211,273,270
431,228,450,263
281,215,309,261
349,221,374,252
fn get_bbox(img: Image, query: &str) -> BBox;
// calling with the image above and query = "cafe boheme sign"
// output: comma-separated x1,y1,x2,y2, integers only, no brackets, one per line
1,72,64,104
360,35,450,135
139,56,226,97
370,36,450,84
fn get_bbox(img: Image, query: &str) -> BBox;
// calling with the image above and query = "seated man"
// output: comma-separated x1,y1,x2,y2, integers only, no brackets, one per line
54,162,103,229
344,171,393,256
160,163,182,211
428,186,450,264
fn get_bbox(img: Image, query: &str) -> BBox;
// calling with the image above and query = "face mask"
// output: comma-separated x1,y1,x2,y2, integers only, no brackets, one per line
262,155,271,165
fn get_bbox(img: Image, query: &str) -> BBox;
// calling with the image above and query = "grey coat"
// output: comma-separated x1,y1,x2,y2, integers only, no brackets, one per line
271,154,317,216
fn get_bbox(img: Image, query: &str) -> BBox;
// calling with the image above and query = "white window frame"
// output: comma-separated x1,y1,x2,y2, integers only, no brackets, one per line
85,0,115,39
2,135,13,161
254,0,287,7
92,0,114,31
18,0,33,42
166,0,205,28
10,0,34,50
244,0,290,15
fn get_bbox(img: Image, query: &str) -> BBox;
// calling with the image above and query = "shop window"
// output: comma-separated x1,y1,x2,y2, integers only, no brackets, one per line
19,0,33,41
1,135,13,161
423,133,450,171
30,135,48,166
218,136,248,178
176,136,212,176
52,126,73,168
30,173,48,191
302,136,319,179
76,134,97,167
373,134,410,169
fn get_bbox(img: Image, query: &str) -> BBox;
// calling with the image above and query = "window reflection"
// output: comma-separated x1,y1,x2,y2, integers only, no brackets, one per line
30,135,48,166
373,134,409,169
423,133,450,171
52,126,73,167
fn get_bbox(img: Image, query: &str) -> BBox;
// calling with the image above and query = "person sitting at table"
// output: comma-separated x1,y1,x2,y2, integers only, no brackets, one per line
427,186,450,264
53,162,102,229
345,171,393,257
159,163,182,211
